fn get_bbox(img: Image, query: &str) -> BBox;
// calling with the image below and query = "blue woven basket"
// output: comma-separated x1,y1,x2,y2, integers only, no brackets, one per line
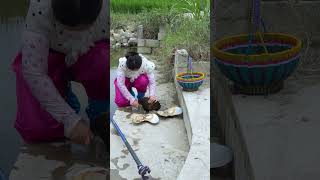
176,72,205,91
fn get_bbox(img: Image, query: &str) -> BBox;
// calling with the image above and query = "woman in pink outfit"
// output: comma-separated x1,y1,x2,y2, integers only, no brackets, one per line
12,0,109,145
114,52,157,108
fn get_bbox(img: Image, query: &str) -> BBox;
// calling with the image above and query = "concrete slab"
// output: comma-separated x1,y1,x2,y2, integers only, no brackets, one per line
173,50,210,180
233,76,320,180
174,87,210,180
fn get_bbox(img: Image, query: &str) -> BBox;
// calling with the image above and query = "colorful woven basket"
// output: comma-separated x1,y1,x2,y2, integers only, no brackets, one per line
212,33,302,95
176,72,205,91
176,54,205,91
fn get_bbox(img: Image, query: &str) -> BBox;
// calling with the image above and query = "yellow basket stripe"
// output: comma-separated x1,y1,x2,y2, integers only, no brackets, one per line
176,72,205,82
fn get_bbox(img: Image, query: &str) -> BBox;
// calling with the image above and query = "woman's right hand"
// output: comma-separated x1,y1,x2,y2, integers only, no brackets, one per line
70,120,94,145
132,100,140,108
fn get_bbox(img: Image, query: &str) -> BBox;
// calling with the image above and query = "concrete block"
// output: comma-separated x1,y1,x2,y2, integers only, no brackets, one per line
145,39,160,48
158,32,166,40
138,47,152,54
137,39,145,47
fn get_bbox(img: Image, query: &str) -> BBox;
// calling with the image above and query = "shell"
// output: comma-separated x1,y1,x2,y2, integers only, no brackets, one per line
131,113,159,124
157,107,183,117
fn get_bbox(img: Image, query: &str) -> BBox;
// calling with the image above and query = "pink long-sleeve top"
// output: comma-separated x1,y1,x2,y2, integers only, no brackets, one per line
21,0,109,137
116,55,156,105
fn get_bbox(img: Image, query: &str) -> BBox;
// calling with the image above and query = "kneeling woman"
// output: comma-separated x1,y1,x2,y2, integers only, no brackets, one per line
114,52,158,108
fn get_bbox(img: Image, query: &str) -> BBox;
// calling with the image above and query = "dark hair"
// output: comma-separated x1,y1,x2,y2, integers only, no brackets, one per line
126,52,142,70
52,0,103,27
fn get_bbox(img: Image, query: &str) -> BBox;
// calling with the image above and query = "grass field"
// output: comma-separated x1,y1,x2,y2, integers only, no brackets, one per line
111,0,186,13
0,0,27,18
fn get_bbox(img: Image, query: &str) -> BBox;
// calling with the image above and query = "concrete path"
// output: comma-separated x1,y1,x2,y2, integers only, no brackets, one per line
233,75,320,180
110,55,189,180
173,50,210,180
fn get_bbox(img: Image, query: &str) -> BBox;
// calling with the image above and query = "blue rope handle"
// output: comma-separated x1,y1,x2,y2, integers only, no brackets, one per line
246,0,263,56
187,55,193,74
261,17,267,33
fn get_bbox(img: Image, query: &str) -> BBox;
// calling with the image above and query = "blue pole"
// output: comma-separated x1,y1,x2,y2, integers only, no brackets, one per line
110,117,151,179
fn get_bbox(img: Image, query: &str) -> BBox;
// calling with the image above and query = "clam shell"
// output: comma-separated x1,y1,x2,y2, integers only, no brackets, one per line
157,107,183,117
131,113,160,124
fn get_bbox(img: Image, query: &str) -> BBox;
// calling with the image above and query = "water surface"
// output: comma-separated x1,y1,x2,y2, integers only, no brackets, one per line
0,18,24,177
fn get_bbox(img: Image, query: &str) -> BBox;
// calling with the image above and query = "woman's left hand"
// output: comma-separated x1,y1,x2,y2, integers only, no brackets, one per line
148,96,157,103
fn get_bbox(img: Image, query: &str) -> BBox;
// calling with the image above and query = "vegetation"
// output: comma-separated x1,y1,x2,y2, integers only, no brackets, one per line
0,0,27,18
111,0,210,67
155,11,210,62
111,0,184,14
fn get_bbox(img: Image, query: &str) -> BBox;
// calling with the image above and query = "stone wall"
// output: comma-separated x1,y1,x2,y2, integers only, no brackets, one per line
137,25,166,54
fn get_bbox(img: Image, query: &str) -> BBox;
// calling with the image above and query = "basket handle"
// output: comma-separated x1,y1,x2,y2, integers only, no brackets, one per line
257,31,269,54
187,55,193,76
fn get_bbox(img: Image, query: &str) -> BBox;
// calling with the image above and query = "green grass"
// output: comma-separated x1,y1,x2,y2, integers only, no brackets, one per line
0,0,27,18
111,0,185,13
154,14,210,62
111,12,142,30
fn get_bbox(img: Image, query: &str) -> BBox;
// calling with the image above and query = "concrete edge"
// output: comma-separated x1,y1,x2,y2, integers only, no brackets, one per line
173,51,210,180
211,65,255,180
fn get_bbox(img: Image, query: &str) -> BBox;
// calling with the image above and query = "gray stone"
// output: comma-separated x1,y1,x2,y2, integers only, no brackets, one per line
137,39,145,47
113,33,121,41
128,38,138,44
145,39,160,48
137,25,144,39
158,25,166,40
138,47,152,54
115,43,121,48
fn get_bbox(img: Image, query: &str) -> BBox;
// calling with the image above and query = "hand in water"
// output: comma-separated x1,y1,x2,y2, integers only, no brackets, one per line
148,96,157,103
70,120,94,145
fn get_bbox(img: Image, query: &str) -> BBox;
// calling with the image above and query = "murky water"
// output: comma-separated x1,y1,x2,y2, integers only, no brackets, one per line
0,18,24,177
0,19,118,178
110,68,117,119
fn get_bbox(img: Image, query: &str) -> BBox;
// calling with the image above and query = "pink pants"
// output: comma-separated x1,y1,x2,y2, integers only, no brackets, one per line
12,40,109,143
114,74,149,107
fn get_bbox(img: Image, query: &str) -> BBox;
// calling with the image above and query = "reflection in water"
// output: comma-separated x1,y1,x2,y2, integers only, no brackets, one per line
1,17,120,177
20,142,105,180
110,48,127,119
110,68,117,119
0,18,24,177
